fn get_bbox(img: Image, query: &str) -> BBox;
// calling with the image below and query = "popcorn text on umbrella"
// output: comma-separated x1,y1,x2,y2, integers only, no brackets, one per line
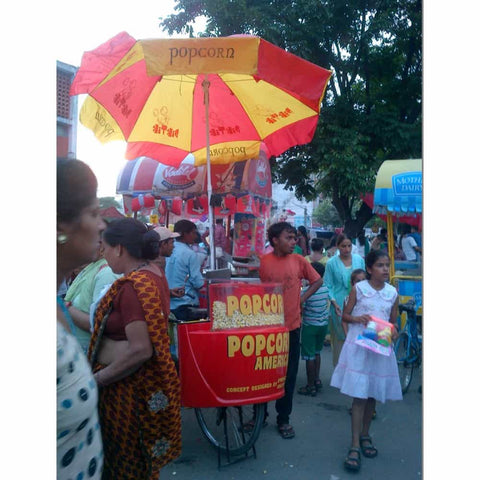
169,47,235,65
95,111,115,138
210,146,246,158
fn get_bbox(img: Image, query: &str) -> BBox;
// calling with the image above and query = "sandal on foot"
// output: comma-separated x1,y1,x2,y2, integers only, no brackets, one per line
314,380,323,392
360,435,378,458
344,447,361,472
242,418,268,433
277,423,295,439
297,385,316,397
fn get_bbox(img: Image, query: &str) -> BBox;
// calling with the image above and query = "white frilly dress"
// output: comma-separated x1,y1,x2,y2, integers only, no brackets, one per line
330,280,403,403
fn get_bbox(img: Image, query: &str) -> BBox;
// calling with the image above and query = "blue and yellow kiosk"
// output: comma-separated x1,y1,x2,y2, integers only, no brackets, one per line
373,159,422,327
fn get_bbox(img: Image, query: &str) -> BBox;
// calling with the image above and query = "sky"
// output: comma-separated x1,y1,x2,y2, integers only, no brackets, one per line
56,0,206,198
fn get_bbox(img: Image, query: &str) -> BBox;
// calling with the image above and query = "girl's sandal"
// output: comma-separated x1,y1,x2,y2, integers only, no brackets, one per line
344,447,361,471
314,380,323,392
359,435,378,458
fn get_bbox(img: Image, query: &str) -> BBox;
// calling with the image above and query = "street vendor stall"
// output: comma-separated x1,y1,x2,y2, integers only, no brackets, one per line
171,279,288,461
70,32,331,270
70,32,331,462
373,159,422,319
374,159,422,396
116,146,273,272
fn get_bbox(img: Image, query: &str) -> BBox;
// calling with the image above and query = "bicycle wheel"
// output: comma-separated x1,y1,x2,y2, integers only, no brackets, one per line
195,403,266,456
394,332,414,394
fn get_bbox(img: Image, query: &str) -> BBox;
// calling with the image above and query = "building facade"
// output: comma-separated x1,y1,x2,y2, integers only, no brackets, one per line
57,61,78,159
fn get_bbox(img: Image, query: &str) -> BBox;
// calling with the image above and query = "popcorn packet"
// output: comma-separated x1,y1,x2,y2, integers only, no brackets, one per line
354,315,394,356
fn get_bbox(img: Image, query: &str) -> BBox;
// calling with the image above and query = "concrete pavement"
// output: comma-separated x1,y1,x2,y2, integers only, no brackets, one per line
162,344,422,479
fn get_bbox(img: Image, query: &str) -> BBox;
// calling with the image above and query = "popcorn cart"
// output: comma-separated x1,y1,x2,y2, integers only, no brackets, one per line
170,279,289,464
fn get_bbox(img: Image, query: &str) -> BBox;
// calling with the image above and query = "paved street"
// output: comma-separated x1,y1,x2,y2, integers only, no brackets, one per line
162,344,422,479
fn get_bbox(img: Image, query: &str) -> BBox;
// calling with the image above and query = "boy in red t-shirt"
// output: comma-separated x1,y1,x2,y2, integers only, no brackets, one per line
259,222,323,439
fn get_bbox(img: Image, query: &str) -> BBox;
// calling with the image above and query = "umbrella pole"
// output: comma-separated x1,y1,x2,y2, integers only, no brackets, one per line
203,76,216,271
227,214,232,253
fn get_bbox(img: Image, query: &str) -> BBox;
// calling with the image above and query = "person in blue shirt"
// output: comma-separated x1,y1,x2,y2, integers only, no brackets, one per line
323,234,365,367
409,225,422,262
165,220,205,320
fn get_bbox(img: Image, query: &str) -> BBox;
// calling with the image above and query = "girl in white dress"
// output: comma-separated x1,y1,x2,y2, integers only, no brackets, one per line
330,250,402,472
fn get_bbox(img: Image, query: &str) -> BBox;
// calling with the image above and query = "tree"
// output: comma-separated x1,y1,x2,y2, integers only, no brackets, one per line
160,0,422,237
99,196,122,210
312,199,342,229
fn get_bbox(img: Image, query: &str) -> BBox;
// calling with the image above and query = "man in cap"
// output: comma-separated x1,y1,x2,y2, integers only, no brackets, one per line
165,220,205,320
153,226,186,298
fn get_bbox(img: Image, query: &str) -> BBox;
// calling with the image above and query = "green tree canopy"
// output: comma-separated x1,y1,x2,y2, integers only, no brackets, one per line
312,199,342,229
99,196,122,210
160,0,422,237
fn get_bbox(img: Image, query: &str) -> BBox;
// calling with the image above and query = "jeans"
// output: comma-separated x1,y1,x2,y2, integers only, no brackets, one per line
263,328,301,426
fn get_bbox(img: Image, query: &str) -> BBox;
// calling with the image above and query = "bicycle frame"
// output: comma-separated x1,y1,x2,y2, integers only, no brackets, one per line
395,300,422,393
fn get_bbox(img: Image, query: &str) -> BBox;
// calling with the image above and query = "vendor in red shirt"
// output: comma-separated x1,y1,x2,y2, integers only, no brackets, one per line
259,222,323,439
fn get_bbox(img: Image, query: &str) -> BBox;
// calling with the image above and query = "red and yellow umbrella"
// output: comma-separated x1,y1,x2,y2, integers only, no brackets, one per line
70,32,331,167
70,32,331,269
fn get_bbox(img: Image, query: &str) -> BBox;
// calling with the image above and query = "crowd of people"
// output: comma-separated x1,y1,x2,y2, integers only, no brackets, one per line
287,224,420,471
260,224,411,472
57,159,421,477
58,160,183,480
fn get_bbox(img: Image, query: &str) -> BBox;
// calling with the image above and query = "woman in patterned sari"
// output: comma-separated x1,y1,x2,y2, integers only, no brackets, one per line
88,218,181,479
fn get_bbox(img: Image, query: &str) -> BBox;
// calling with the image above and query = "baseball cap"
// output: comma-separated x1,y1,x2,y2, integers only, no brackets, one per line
154,226,180,242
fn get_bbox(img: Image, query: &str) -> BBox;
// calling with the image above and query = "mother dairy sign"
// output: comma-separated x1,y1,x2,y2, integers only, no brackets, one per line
392,171,422,196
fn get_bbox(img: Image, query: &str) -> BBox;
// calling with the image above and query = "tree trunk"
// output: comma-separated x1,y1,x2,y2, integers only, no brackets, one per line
342,201,374,239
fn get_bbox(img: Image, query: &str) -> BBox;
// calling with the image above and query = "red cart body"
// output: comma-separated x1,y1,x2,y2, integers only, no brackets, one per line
177,282,289,407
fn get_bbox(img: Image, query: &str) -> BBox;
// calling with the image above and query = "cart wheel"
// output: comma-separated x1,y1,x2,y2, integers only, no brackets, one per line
195,403,266,456
394,332,414,394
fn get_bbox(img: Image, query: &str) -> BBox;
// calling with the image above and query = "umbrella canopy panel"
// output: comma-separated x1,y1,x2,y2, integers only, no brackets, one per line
373,159,422,215
70,32,332,167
